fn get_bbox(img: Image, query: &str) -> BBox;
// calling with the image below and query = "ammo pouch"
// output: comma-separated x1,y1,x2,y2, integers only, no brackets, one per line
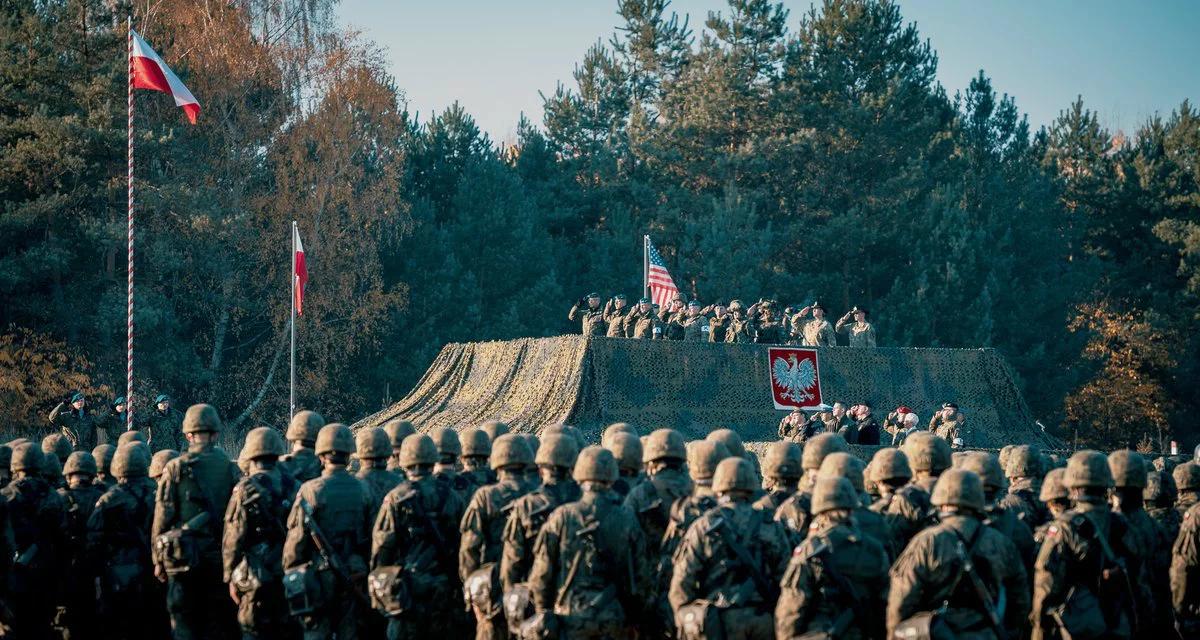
463,562,501,618
368,566,411,617
154,528,202,576
676,600,724,640
504,583,534,634
892,609,955,640
517,611,559,640
282,562,326,616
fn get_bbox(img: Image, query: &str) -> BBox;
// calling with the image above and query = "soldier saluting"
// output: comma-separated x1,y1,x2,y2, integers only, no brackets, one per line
835,306,877,347
568,293,606,336
602,294,630,337
623,297,658,339
792,301,836,347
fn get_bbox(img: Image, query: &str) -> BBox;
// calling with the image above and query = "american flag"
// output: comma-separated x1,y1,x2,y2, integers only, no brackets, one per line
646,237,679,307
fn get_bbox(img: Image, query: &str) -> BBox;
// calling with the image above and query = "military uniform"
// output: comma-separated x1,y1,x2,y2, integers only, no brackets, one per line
753,441,801,517
724,312,755,343
680,312,711,341
658,305,688,340
999,445,1050,528
708,312,732,342
834,315,877,348
817,452,897,560
751,306,786,344
281,410,326,484
355,427,402,520
57,453,104,638
800,317,836,347
777,409,807,441
4,444,67,639
929,409,966,445
139,405,183,453
775,434,848,545
152,405,240,639
500,477,580,591
603,298,630,337
568,296,606,336
623,304,659,339
1172,501,1200,636
1146,469,1182,542
49,400,100,452
869,448,935,553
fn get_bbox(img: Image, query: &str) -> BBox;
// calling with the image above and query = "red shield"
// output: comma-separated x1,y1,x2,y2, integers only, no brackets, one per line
768,347,823,410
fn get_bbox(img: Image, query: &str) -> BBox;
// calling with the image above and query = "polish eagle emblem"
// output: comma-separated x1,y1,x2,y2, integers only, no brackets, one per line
772,352,817,403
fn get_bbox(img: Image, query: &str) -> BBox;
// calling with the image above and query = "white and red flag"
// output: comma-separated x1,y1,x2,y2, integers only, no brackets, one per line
294,226,308,316
645,237,679,307
131,29,200,124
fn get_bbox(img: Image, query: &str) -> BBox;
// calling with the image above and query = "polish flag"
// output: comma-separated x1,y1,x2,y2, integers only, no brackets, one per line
294,226,308,316
131,29,200,124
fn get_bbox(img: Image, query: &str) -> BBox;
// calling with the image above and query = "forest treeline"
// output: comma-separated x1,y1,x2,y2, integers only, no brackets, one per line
2,0,1197,449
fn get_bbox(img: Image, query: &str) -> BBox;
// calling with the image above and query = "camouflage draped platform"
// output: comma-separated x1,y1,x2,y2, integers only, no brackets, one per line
355,336,1057,449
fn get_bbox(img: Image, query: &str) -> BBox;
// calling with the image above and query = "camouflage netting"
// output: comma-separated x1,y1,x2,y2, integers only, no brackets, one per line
355,336,1059,450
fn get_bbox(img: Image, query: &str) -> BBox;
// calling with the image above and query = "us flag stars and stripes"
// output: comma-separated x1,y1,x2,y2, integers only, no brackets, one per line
646,237,679,307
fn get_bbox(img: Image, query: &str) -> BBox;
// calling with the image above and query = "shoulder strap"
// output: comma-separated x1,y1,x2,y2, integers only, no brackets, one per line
712,510,778,604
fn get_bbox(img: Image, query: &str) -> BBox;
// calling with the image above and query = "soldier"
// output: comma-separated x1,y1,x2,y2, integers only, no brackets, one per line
459,434,532,640
371,434,467,639
42,431,72,466
139,394,183,453
1034,468,1070,544
669,458,790,639
851,402,882,445
999,443,1050,528
869,447,935,551
223,427,298,640
749,299,786,344
818,452,896,559
625,428,693,552
500,434,580,591
834,306,877,348
1032,450,1141,639
776,477,890,639
150,449,179,482
280,410,326,484
723,299,755,343
88,442,163,640
1172,481,1200,636
706,428,762,488
93,443,117,490
901,430,952,493
568,292,606,336
97,396,128,446
604,432,643,497
928,402,966,447
754,440,802,515
526,446,650,639
481,420,509,444
49,391,99,452
776,433,848,542
382,419,416,474
707,302,731,342
42,450,65,489
1175,461,1200,521
51,451,100,637
888,468,1030,639
1146,466,1181,541
679,300,712,341
623,297,658,339
794,301,837,347
4,443,67,638
957,452,1037,571
778,407,807,441
1109,449,1171,636
603,294,630,337
117,429,147,447
355,427,401,518
461,428,498,490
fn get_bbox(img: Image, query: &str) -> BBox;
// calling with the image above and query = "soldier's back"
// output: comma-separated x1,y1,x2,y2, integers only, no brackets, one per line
281,448,322,484
1172,501,1200,634
774,489,813,544
357,466,401,516
624,469,692,549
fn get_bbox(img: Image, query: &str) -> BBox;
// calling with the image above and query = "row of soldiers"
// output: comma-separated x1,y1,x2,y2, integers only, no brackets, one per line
569,293,878,347
46,391,185,453
6,405,1200,639
780,402,969,447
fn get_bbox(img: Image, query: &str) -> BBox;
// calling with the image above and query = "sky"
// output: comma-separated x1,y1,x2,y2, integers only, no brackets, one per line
338,1,1200,143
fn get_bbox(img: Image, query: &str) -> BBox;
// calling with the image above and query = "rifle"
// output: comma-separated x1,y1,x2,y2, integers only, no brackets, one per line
297,499,371,608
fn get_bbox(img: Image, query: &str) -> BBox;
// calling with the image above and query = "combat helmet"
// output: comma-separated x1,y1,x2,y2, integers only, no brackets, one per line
112,442,149,478
811,476,860,515
818,452,867,493
10,443,43,473
182,404,222,434
400,434,439,468
535,434,579,469
42,433,72,462
802,433,848,471
870,448,913,484
957,452,1007,494
601,422,638,447
573,446,618,484
1040,468,1069,502
712,458,757,494
687,440,730,483
762,441,802,480
92,444,115,473
931,468,986,512
287,410,325,444
1174,462,1200,493
63,451,97,477
480,420,509,442
490,434,533,471
315,424,355,456
356,427,392,461
150,449,180,479
1064,450,1114,490
241,427,286,461
383,420,416,451
643,429,686,463
429,428,461,457
706,429,747,459
901,432,951,474
1006,445,1042,479
1108,449,1147,489
605,433,643,475
462,429,492,458
42,455,63,483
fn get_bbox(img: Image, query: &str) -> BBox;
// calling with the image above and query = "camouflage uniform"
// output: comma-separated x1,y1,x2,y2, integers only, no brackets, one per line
776,477,890,640
57,452,104,638
869,447,935,555
928,406,966,445
658,303,688,340
222,428,299,640
1175,462,1200,526
371,435,467,640
753,441,801,517
568,296,606,336
834,313,877,348
775,433,848,544
282,424,375,640
998,444,1050,528
1172,501,1200,636
92,444,118,491
280,410,326,484
1146,468,1182,542
723,310,755,343
707,311,732,342
669,458,791,640
956,452,1037,573
382,419,417,474
777,409,807,441
603,431,643,498
887,469,1030,640
750,304,785,344
818,452,897,560
603,297,630,337
902,430,952,494
799,316,836,347
3,443,68,639
680,311,711,341
1109,450,1171,637
48,399,100,452
623,303,659,339
499,436,581,593
355,427,402,519
139,404,183,453
151,405,240,640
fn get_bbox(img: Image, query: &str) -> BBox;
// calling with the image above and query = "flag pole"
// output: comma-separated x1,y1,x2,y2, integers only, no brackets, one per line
125,15,135,431
643,235,650,300
290,220,297,420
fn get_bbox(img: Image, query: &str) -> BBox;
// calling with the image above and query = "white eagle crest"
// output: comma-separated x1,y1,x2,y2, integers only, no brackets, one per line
772,353,817,403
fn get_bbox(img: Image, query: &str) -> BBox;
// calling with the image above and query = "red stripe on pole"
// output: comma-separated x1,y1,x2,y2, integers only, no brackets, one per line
126,17,135,430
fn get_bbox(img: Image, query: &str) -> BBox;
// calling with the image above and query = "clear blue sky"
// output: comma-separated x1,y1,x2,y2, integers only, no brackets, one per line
339,0,1200,143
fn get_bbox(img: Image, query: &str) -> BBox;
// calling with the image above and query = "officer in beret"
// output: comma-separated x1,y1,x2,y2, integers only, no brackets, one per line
568,292,606,336
603,294,631,337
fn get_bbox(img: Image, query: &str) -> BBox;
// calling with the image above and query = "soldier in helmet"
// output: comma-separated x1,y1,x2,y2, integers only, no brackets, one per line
776,476,890,639
117,429,147,450
280,410,325,484
459,433,533,640
500,434,580,593
722,300,754,343
888,468,1029,639
834,306,877,348
1109,449,1171,636
604,432,643,497
670,457,790,639
1146,467,1181,546
355,427,401,519
569,292,606,336
526,446,650,638
150,449,179,482
93,444,117,491
57,451,104,636
3,442,67,637
747,299,785,344
282,423,375,640
901,430,952,493
88,442,164,639
928,402,967,447
957,452,1037,571
776,433,848,542
707,301,731,342
999,444,1049,528
755,440,802,515
869,447,935,553
792,301,836,347
1034,468,1071,545
600,422,636,447
1175,462,1200,521
1032,450,1142,639
461,428,498,489
382,419,416,474
1172,472,1200,637
42,445,65,489
223,427,298,640
706,428,762,489
371,434,468,639
818,452,896,559
603,294,631,337
151,404,240,639
139,394,183,453
43,431,72,466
